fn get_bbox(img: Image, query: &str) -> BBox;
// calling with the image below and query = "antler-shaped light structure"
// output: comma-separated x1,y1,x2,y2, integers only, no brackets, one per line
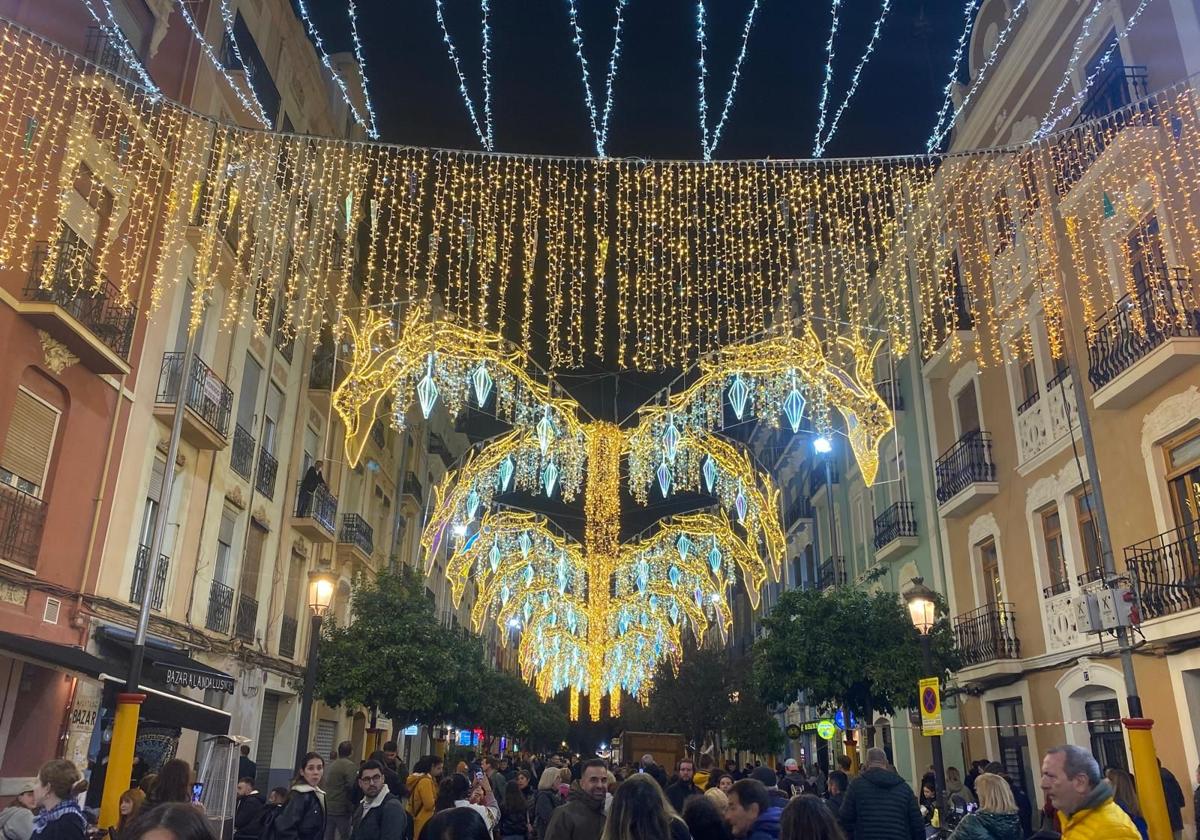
332,311,893,719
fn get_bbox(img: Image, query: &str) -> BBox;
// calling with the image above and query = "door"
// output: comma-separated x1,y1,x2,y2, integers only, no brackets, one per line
993,700,1034,800
980,538,1001,607
264,384,284,455
1086,699,1128,773
955,382,980,439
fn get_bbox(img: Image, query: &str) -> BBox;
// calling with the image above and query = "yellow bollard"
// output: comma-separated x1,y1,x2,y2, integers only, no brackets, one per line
1124,718,1172,840
99,693,145,830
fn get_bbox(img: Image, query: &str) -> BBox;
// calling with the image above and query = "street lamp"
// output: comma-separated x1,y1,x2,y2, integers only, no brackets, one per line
295,569,336,770
904,577,945,827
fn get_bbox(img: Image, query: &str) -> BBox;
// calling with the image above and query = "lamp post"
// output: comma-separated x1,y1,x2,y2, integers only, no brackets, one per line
295,569,335,770
904,578,945,828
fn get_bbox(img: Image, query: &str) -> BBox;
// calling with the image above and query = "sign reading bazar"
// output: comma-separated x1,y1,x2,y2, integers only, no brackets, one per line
161,665,235,694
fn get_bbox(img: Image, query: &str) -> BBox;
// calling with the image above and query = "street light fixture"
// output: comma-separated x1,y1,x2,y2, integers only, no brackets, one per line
295,569,337,769
904,577,946,828
813,435,833,454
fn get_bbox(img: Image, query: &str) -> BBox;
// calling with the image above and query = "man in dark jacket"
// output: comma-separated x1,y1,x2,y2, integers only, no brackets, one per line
544,759,607,840
239,747,258,785
727,779,782,839
665,758,702,814
639,755,669,790
749,767,790,811
825,771,848,819
839,748,923,840
350,761,408,840
1159,759,1186,839
297,462,325,516
778,759,808,797
234,778,266,840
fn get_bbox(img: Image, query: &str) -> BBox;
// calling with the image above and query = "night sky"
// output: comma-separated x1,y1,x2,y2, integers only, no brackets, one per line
306,0,970,159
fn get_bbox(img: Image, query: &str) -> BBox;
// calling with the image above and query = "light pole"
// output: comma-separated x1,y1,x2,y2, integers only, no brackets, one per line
904,578,945,828
295,569,336,770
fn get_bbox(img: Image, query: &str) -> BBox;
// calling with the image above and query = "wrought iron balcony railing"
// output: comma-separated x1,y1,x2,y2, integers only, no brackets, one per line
403,472,423,503
809,464,840,496
784,497,813,529
874,379,903,411
1086,269,1200,391
294,481,338,534
340,514,375,557
1126,523,1200,620
24,241,136,358
818,555,847,589
1042,578,1072,598
83,26,144,84
234,593,258,641
255,447,278,500
129,544,168,611
279,614,298,659
1073,64,1149,126
873,501,917,550
954,603,1021,666
206,580,234,634
935,431,997,503
156,353,233,439
0,483,45,569
231,425,255,479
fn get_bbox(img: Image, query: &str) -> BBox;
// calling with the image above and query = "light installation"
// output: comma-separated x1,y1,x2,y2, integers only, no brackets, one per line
332,310,893,719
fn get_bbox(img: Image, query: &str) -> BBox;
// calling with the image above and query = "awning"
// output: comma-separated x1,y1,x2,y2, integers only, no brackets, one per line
95,626,236,694
0,630,232,735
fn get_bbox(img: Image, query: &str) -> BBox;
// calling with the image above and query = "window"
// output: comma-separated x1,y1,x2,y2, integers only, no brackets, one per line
0,388,60,497
237,353,262,432
955,381,981,439
138,459,167,550
263,384,284,455
1074,484,1103,582
1086,699,1128,772
1126,214,1166,298
979,538,1001,607
1041,505,1069,596
238,521,267,603
1017,359,1039,411
215,509,238,585
175,282,207,357
1165,430,1200,537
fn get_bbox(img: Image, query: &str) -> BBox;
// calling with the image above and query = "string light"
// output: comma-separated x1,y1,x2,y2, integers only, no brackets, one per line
217,0,269,123
433,0,491,150
347,0,381,139
927,0,1030,151
171,0,272,128
1035,0,1156,138
925,0,981,153
293,0,375,138
695,0,708,158
79,0,159,96
565,0,629,157
813,0,893,158
703,0,762,160
812,0,843,156
599,0,630,157
480,0,494,150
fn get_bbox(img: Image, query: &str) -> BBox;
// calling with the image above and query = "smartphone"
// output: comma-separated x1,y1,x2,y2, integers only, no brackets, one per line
474,771,484,781
191,783,204,803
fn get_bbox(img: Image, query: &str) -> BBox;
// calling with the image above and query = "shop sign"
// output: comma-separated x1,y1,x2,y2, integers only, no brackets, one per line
816,719,838,740
161,665,235,694
785,724,802,740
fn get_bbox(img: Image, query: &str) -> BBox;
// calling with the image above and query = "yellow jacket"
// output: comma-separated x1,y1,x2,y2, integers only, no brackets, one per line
1056,785,1141,840
694,770,710,791
406,773,437,840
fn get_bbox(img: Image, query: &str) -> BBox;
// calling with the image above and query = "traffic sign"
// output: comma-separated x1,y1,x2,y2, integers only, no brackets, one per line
919,677,943,736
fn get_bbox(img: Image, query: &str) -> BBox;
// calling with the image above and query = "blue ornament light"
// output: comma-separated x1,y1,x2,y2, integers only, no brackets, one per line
662,416,680,463
519,531,532,559
728,373,750,420
676,533,692,562
417,354,439,419
543,460,559,496
703,456,718,494
669,565,682,586
466,488,481,520
489,539,501,572
472,362,493,406
708,542,722,574
537,405,556,458
783,387,807,433
497,456,514,492
734,481,748,524
657,458,672,497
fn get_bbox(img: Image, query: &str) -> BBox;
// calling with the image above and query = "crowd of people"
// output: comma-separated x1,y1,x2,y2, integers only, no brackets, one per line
6,740,1194,840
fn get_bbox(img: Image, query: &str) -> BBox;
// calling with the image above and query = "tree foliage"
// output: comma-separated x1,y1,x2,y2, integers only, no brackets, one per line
753,585,958,721
641,643,735,746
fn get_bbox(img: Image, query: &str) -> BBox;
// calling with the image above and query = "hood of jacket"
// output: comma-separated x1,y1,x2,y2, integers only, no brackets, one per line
750,805,782,837
859,766,908,789
1069,780,1115,816
567,784,605,814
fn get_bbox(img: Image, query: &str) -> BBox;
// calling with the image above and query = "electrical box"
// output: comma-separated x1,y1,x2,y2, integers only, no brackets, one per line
1074,591,1102,633
1097,587,1138,629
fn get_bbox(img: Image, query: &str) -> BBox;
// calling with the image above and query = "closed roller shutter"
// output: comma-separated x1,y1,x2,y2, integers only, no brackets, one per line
1,389,59,493
254,692,280,791
314,718,337,759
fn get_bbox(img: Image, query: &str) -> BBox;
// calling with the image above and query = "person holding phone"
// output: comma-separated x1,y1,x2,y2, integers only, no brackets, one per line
146,762,204,815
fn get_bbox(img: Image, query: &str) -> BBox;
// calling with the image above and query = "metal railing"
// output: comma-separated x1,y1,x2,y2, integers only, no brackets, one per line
935,431,997,503
818,555,847,589
1058,66,1154,194
1086,269,1200,391
340,514,375,557
1042,578,1072,598
294,482,337,533
231,425,255,479
309,352,336,390
785,497,813,529
874,379,903,411
1016,390,1040,415
1077,566,1106,587
809,464,840,496
156,353,233,439
403,472,423,504
84,26,143,84
129,544,168,611
1073,64,1149,126
279,614,298,659
234,593,258,641
24,241,137,358
206,581,234,633
954,603,1021,666
255,447,278,500
0,483,45,569
1126,523,1200,620
1047,367,1071,390
873,501,917,550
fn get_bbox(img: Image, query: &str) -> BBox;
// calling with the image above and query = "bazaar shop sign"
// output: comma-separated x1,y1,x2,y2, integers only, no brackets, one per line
161,665,235,694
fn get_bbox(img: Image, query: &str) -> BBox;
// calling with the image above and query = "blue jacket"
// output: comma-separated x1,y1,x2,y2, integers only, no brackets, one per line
747,805,782,840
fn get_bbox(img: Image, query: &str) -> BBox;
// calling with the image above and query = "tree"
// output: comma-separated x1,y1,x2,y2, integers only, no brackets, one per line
723,665,785,755
640,642,735,747
753,585,958,721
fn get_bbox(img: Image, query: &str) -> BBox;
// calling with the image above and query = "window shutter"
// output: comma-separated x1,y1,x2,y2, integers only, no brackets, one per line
1,390,59,492
147,459,166,503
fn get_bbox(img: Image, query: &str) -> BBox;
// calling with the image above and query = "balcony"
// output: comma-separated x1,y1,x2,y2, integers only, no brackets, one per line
255,447,278,500
873,501,918,562
809,464,839,497
83,26,144,85
818,555,847,590
923,283,976,378
19,241,136,374
129,544,168,611
0,484,46,569
279,614,298,659
234,593,258,642
1072,64,1149,127
402,472,423,506
784,497,813,532
935,431,998,517
874,379,903,412
1126,523,1200,621
205,581,234,634
338,514,375,565
230,425,255,480
429,433,455,468
954,603,1021,668
154,353,233,449
1086,270,1200,409
291,481,337,542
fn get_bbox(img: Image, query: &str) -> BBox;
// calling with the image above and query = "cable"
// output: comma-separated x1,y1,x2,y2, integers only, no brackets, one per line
294,0,375,137
217,0,269,122
699,0,763,161
79,0,160,96
925,0,982,153
172,0,272,129
813,0,894,157
812,0,843,156
347,0,381,139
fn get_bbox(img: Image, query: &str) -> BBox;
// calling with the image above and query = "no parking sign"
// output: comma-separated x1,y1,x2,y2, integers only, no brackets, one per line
919,677,943,736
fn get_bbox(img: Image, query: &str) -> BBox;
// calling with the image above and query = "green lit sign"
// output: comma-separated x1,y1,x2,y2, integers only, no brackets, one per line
816,719,838,741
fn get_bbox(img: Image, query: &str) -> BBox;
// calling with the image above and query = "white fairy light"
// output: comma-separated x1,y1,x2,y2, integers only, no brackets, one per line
598,0,630,156
925,0,981,154
566,0,601,154
347,0,381,140
217,0,269,123
480,0,494,151
696,0,709,157
1035,0,1155,138
433,0,491,150
80,0,160,96
294,0,376,138
697,0,762,161
172,0,272,129
811,0,843,156
813,0,893,157
706,0,761,160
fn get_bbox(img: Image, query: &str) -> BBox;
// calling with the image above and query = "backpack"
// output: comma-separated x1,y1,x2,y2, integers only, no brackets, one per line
258,804,283,840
